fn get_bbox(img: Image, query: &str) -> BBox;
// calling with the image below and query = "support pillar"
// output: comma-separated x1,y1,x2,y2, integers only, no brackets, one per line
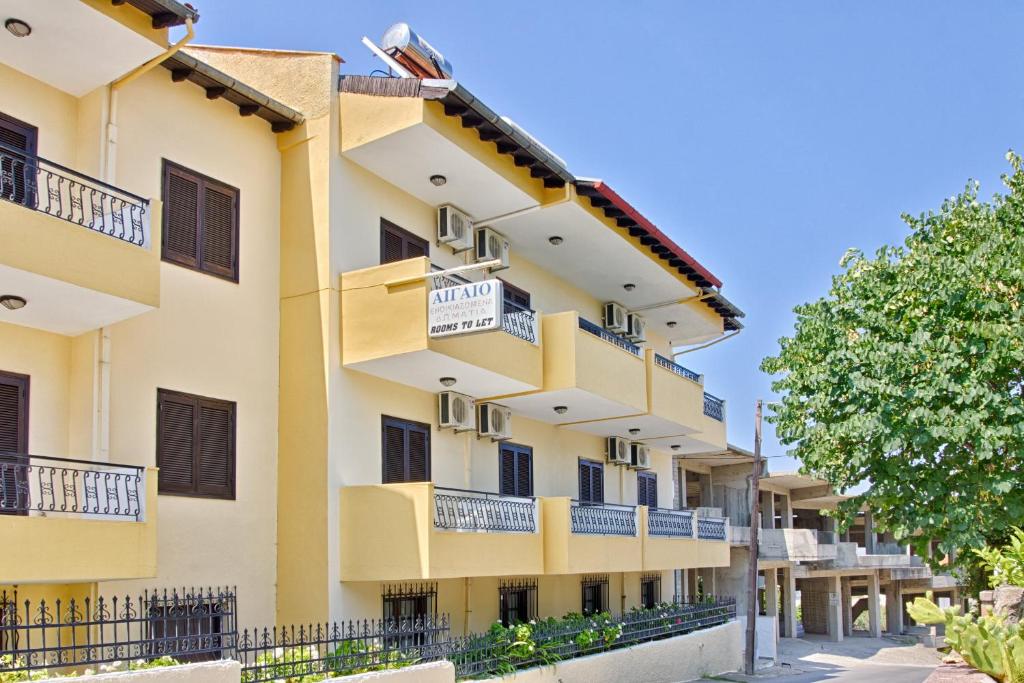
841,578,852,636
764,568,779,618
761,490,775,529
781,567,798,638
885,580,904,635
780,494,793,528
864,511,876,554
866,572,882,638
828,575,843,642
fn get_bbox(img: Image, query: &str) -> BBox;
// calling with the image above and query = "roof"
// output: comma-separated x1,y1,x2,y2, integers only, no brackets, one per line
122,0,200,28
160,51,305,132
675,444,759,468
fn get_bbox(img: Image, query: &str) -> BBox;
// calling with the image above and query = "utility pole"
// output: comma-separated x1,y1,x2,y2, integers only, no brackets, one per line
744,399,764,675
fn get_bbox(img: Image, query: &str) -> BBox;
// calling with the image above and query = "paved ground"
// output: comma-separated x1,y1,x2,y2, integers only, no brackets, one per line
699,635,942,683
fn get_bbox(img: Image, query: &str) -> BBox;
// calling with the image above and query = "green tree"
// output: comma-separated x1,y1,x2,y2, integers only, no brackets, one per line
761,152,1024,565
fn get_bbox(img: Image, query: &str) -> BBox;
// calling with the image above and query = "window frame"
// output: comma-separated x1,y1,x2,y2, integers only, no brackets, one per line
498,443,533,497
379,218,429,265
498,579,538,627
380,415,432,484
156,388,237,500
161,159,241,283
640,573,661,610
580,575,609,616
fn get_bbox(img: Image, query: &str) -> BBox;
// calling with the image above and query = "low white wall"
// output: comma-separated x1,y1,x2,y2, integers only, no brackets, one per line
49,660,239,683
326,661,454,683
477,621,742,683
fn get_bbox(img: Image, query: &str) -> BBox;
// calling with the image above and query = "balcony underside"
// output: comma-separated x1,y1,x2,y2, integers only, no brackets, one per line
498,387,643,430
346,348,538,398
566,412,699,441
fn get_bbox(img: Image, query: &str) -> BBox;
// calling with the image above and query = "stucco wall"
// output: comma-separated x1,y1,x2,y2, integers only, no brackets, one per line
54,660,239,683
326,661,453,683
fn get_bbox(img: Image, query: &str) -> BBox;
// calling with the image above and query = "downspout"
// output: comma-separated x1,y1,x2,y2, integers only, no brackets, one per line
102,18,194,182
474,183,572,228
94,329,111,462
464,577,472,636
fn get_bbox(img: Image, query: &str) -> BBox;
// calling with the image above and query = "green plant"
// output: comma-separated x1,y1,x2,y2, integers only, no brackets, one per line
976,528,1024,589
909,597,1024,682
0,655,182,682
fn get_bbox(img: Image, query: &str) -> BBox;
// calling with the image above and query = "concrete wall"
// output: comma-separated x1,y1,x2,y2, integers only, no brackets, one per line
326,661,454,683
55,661,239,683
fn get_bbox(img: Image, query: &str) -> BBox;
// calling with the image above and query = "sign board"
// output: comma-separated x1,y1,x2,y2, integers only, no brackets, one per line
428,278,503,338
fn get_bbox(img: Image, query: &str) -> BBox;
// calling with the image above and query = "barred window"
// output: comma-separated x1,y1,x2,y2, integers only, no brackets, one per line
581,575,609,615
499,579,538,626
147,598,229,662
382,583,437,647
640,573,661,609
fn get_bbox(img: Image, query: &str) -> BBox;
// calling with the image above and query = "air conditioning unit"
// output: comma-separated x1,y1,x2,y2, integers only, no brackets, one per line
437,204,473,252
603,302,628,333
630,442,651,470
606,436,630,465
626,313,647,343
438,391,476,431
477,402,513,440
475,227,510,271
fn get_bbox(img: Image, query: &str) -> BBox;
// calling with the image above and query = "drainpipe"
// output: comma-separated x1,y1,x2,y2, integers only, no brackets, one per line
464,577,472,636
102,18,194,182
474,184,573,228
463,430,472,489
94,328,111,463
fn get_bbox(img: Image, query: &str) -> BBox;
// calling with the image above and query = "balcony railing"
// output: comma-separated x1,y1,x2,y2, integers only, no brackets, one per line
703,392,725,421
648,508,694,537
578,317,641,356
433,487,536,533
429,269,539,345
0,454,145,520
654,354,701,383
816,530,838,545
570,500,637,536
696,516,728,541
0,142,148,246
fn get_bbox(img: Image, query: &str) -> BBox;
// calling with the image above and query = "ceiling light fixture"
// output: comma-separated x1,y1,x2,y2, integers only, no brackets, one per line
629,428,641,436
623,283,636,292
548,236,564,246
4,19,31,38
666,321,677,328
671,445,681,451
553,405,568,415
0,295,27,310
429,174,447,187
439,376,456,387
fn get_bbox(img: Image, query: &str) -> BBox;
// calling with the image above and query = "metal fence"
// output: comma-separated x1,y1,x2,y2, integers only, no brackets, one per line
648,508,694,537
578,317,641,356
697,516,728,541
0,454,145,520
501,300,539,344
703,392,726,421
433,487,536,533
570,501,637,536
0,142,148,246
653,354,701,383
0,587,236,675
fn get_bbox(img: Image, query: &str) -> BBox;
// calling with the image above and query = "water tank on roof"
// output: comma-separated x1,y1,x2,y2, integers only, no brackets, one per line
380,22,454,80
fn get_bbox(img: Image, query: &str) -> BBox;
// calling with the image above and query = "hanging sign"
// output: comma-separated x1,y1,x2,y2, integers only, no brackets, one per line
428,278,503,338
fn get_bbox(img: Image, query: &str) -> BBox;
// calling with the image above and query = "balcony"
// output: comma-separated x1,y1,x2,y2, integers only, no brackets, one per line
339,482,544,581
1,455,157,584
541,498,642,574
340,258,543,397
658,390,727,455
755,528,838,562
644,508,730,570
0,144,160,335
500,312,647,431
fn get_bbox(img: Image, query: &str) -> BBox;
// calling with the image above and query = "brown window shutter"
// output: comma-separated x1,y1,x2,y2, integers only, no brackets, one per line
578,461,592,503
163,165,201,268
499,447,516,495
407,425,429,482
0,371,29,516
200,183,238,280
157,391,196,493
381,419,406,484
197,399,235,498
517,451,532,496
0,112,37,207
591,462,604,503
380,219,429,265
381,416,430,484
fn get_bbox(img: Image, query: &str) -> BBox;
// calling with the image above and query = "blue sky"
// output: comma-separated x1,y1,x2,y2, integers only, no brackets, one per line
186,2,1024,472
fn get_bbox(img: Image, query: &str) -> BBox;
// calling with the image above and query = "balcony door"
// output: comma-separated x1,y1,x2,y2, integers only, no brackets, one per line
0,370,29,515
381,416,430,483
0,112,37,207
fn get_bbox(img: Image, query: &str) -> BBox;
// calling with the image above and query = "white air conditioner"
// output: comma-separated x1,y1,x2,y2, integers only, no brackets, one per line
477,402,512,440
438,391,476,431
626,313,647,343
630,442,651,470
603,302,628,333
437,204,473,252
475,227,510,271
606,436,630,465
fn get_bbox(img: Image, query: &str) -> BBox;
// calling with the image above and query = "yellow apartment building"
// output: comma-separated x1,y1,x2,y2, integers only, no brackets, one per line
0,6,745,639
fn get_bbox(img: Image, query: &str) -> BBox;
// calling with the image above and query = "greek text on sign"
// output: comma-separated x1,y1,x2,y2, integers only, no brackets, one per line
428,279,503,338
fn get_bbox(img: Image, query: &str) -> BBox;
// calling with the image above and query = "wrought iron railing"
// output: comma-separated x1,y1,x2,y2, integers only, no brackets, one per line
703,392,725,421
0,454,145,520
433,487,537,533
578,317,641,356
697,516,728,541
0,141,148,246
654,354,701,383
648,508,694,537
0,587,236,675
428,268,539,344
570,500,637,536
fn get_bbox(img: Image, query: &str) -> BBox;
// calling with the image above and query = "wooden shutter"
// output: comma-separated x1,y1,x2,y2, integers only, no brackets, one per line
380,219,429,264
157,391,196,493
516,451,532,496
197,399,234,498
638,473,658,508
579,460,602,503
0,372,28,516
501,281,531,309
0,112,37,206
157,389,235,499
500,444,532,496
407,423,429,482
499,448,516,496
381,416,431,483
578,460,591,502
162,161,240,281
201,183,239,279
382,419,406,484
163,164,201,268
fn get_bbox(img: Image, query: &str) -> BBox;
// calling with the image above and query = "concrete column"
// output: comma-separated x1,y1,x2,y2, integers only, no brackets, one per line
762,490,775,529
780,494,793,528
841,578,852,637
781,567,798,638
866,571,882,638
764,569,779,618
828,575,844,642
864,511,876,554
885,580,904,635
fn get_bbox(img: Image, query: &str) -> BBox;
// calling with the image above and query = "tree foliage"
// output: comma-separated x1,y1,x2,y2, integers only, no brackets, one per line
761,152,1024,561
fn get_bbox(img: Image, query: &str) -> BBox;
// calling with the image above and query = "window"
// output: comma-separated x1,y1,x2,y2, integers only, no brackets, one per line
500,280,531,311
499,579,538,626
637,472,658,508
0,112,37,207
640,574,661,610
382,583,437,647
580,575,609,615
381,416,430,484
380,219,429,264
578,459,604,504
0,371,29,516
147,599,229,662
162,160,240,281
156,389,236,499
499,443,532,497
